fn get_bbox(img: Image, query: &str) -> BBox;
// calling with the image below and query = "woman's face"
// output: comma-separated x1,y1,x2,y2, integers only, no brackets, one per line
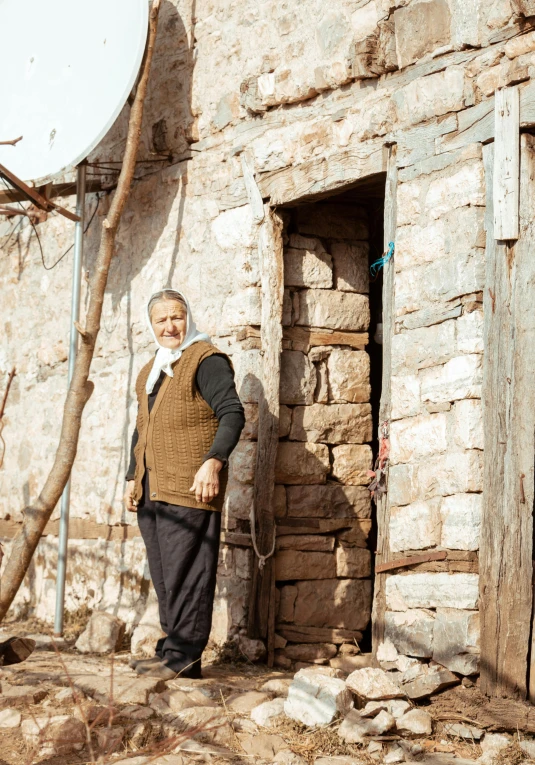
150,299,187,349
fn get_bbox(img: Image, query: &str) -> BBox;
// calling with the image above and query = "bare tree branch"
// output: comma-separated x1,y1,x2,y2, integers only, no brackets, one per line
0,136,23,146
0,0,162,621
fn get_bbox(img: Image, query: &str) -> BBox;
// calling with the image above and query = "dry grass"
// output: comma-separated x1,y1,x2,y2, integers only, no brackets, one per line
272,717,375,764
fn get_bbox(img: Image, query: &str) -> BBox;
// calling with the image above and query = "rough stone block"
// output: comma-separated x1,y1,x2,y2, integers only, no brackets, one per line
284,668,353,726
295,203,368,240
279,585,298,622
399,662,459,699
390,414,448,464
277,535,335,552
75,611,125,654
391,321,456,375
361,698,411,719
395,250,485,318
290,403,373,444
420,355,483,404
251,698,286,728
418,449,483,499
332,444,373,485
281,351,317,405
505,29,535,58
331,242,369,293
335,546,371,578
238,636,267,663
285,643,338,664
393,67,464,127
222,287,262,327
275,442,330,484
298,290,370,332
391,375,421,420
440,493,481,551
453,398,483,449
433,608,480,675
386,573,479,611
384,610,435,658
339,708,396,743
234,349,262,403
346,667,404,700
327,349,371,403
284,246,333,289
0,709,21,728
389,498,441,552
275,550,336,581
294,579,372,631
22,716,86,758
286,484,371,519
229,441,257,484
396,708,433,736
425,163,485,220
456,310,484,354
395,207,485,270
394,0,451,69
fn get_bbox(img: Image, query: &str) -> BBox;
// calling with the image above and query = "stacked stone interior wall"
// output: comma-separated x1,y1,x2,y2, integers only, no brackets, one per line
272,200,375,668
1,0,532,670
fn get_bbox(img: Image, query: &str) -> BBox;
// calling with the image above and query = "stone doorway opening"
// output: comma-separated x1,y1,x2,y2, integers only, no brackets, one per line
273,176,386,671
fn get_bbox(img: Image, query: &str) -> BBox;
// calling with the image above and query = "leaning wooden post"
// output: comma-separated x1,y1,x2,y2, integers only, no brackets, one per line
372,143,397,658
0,0,162,622
247,207,284,666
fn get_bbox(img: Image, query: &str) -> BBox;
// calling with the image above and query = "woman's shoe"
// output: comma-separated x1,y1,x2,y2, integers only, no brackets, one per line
136,658,202,680
129,655,162,670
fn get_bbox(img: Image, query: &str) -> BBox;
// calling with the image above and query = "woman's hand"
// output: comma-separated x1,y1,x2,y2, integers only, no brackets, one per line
124,480,138,512
190,458,223,504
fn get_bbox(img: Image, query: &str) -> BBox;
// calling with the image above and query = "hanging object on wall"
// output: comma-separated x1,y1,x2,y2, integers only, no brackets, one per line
370,241,395,277
0,0,148,185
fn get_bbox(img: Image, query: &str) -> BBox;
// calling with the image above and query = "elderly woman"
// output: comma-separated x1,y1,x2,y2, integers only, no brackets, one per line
124,289,245,680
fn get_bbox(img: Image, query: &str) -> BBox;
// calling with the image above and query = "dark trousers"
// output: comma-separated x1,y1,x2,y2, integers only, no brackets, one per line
137,475,221,675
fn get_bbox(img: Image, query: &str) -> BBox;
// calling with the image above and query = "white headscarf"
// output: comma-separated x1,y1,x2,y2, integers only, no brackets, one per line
145,289,211,394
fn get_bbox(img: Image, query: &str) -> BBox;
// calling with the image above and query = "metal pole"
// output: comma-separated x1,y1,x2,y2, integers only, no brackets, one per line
54,163,86,636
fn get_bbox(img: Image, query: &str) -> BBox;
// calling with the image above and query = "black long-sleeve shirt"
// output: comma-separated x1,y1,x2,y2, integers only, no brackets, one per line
126,354,245,480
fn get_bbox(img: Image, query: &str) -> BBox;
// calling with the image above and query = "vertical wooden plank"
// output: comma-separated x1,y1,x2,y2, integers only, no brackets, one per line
372,144,397,658
481,137,535,700
247,207,284,666
494,87,520,240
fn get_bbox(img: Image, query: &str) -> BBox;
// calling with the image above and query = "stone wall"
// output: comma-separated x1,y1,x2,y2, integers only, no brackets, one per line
1,0,533,666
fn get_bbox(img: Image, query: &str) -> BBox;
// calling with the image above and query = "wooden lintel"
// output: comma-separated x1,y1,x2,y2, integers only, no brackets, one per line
236,325,368,351
375,550,447,573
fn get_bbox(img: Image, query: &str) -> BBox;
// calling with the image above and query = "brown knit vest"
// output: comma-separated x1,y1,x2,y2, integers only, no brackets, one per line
132,341,229,512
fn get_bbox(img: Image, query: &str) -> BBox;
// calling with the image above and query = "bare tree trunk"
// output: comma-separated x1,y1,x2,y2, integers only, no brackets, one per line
0,0,161,622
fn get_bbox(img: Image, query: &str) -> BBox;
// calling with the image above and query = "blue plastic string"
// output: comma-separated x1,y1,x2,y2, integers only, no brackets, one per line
370,241,395,277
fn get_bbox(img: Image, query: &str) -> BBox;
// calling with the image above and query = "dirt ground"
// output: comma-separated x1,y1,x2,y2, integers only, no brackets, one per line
1,620,535,765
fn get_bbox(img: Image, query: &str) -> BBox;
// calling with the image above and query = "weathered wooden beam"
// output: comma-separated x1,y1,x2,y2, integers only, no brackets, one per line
480,137,535,700
375,550,447,573
494,87,520,240
258,143,386,206
236,326,368,352
247,207,284,665
372,143,398,659
0,519,251,548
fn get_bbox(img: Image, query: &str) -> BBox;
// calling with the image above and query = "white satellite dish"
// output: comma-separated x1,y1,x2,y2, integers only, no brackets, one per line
0,0,149,184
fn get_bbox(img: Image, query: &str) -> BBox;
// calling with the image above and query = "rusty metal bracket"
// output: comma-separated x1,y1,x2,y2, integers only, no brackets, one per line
0,162,80,222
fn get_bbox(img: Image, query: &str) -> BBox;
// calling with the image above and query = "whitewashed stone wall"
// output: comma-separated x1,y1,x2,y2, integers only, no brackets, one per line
1,0,534,662
385,155,485,674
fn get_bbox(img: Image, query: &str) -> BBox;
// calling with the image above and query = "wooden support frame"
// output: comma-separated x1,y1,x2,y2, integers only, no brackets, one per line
371,144,398,658
480,135,535,699
247,207,284,666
